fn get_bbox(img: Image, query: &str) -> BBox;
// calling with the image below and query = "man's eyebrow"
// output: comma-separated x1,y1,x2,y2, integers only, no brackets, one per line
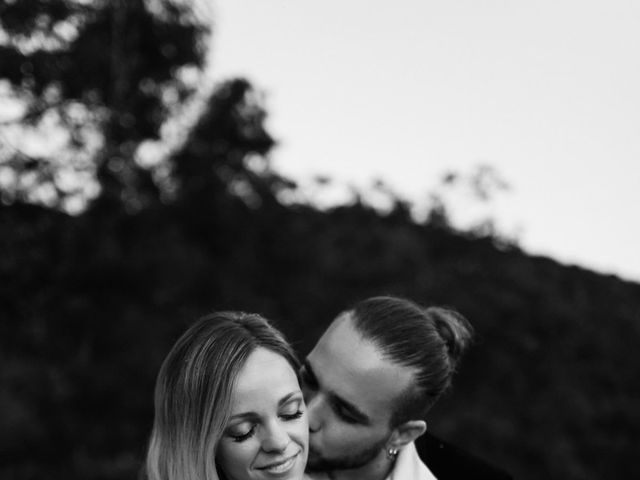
302,360,318,384
330,394,371,425
304,359,371,426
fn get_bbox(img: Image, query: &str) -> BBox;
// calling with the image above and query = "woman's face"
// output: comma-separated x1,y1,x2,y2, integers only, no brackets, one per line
217,347,308,480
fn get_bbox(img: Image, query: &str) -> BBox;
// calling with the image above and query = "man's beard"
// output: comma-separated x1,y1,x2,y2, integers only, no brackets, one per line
305,436,388,472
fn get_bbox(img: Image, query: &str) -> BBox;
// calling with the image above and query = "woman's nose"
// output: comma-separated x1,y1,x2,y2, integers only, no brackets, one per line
261,422,290,452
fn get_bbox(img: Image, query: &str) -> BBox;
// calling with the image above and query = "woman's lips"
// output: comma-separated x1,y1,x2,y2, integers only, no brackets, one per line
256,451,299,475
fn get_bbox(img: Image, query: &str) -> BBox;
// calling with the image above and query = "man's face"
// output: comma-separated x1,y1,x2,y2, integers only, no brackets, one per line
301,312,415,472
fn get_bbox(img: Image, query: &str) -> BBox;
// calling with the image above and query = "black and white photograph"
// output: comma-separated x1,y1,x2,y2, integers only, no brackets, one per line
1,1,638,479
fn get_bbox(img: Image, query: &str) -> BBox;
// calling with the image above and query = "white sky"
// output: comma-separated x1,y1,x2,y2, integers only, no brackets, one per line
210,0,640,282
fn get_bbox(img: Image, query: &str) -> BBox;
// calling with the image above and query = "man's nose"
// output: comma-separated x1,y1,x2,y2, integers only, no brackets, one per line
305,392,324,433
261,421,290,452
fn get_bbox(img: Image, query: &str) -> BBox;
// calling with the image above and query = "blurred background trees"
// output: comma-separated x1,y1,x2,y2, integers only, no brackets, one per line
0,0,208,212
1,2,638,479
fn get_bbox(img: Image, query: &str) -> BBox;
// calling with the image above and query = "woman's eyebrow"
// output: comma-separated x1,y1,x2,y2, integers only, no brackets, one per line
228,411,259,421
228,392,302,420
278,391,302,406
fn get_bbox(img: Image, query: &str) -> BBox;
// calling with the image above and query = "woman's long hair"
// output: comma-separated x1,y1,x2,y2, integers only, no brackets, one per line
145,311,300,480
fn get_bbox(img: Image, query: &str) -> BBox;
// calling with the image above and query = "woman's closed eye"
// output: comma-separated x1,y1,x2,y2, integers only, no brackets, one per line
280,409,304,421
280,400,304,421
227,423,256,443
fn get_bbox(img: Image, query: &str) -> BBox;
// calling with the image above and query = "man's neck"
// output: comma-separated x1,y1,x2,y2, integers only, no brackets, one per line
322,450,396,480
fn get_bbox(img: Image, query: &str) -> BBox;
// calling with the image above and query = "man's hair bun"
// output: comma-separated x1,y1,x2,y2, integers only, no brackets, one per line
427,306,474,368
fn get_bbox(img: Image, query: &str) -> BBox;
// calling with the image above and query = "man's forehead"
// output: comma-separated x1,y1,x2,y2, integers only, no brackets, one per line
315,312,382,365
308,313,415,413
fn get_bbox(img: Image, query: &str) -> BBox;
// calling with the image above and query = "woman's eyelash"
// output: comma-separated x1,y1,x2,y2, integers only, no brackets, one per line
229,410,303,441
280,410,303,421
230,427,255,442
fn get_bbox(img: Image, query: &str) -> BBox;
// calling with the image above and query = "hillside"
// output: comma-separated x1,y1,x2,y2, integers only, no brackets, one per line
1,199,638,480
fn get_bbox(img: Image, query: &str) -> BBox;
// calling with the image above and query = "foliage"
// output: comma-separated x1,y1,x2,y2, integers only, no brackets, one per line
0,0,209,211
2,189,640,480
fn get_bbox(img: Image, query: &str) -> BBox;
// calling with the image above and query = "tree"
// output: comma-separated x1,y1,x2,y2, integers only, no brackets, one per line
169,77,294,210
0,0,210,212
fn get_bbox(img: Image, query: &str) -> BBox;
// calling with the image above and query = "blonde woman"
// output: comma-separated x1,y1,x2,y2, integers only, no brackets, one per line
146,311,311,480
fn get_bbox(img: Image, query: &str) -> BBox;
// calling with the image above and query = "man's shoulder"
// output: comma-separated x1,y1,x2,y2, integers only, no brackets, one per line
414,432,513,480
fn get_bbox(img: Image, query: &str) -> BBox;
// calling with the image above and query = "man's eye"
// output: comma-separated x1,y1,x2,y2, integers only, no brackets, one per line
336,406,358,424
300,367,317,389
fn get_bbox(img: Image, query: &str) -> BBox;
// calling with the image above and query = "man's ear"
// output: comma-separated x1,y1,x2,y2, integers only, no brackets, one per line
388,420,427,450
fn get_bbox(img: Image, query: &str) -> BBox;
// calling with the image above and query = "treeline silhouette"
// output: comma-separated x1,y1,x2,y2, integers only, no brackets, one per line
1,2,638,479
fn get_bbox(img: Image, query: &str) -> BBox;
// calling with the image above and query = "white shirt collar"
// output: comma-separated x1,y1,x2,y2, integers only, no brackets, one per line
385,442,438,480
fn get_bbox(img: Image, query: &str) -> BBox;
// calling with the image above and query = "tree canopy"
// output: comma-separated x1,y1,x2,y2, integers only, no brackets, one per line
0,0,209,211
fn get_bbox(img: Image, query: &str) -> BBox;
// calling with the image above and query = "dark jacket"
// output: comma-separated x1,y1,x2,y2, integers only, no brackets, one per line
415,432,512,480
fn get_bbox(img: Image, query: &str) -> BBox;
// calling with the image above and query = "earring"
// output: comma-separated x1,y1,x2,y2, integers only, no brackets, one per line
387,448,398,459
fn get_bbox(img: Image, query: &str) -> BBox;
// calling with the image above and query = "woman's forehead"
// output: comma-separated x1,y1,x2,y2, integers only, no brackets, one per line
230,348,301,411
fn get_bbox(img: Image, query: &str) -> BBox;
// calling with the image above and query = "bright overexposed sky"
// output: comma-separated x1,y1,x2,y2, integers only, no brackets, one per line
209,0,640,282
